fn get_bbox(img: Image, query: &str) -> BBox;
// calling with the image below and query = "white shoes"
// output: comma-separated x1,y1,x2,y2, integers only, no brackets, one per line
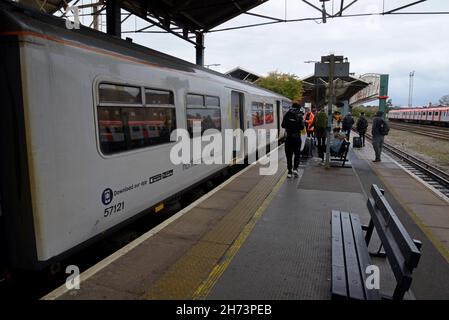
293,169,299,178
287,173,293,179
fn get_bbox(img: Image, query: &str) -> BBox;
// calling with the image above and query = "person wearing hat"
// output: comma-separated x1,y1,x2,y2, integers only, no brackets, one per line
281,103,305,178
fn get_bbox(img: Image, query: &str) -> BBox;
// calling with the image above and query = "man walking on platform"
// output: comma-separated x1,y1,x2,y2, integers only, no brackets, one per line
371,111,389,162
282,103,304,178
312,107,328,163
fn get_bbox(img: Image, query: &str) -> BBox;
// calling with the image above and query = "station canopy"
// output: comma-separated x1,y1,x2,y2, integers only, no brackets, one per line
18,0,269,33
301,74,369,107
226,67,261,83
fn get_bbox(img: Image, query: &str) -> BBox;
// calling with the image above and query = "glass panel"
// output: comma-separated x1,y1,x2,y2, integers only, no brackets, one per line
186,108,221,136
98,106,176,154
98,107,126,154
265,103,274,124
99,83,141,104
144,107,176,145
145,89,174,105
187,94,204,107
252,102,264,126
205,95,220,107
282,101,291,116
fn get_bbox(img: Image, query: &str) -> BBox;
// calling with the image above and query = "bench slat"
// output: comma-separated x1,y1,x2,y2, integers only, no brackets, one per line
350,213,381,300
367,198,414,290
371,185,421,269
331,210,348,299
341,212,365,300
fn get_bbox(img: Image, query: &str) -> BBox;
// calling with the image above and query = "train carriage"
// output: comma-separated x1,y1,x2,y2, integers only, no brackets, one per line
0,1,291,271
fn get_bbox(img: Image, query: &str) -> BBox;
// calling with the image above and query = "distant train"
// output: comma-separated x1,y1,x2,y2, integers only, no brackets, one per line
388,106,449,126
0,1,291,272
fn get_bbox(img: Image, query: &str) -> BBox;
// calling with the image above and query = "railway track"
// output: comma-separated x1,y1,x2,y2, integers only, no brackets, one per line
366,134,449,198
388,122,449,141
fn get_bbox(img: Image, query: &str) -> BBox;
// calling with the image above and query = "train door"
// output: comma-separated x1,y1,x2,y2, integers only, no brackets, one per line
276,100,281,134
231,91,245,161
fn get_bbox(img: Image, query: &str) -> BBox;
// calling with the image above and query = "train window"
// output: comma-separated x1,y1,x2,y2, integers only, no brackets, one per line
97,83,176,155
264,103,274,124
187,94,204,107
186,108,221,136
252,102,264,126
145,89,174,105
98,107,126,154
98,106,176,154
205,96,220,107
282,101,291,116
99,84,142,104
435,112,439,116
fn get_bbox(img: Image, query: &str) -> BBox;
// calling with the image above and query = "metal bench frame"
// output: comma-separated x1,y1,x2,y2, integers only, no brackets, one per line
331,184,422,300
330,140,350,167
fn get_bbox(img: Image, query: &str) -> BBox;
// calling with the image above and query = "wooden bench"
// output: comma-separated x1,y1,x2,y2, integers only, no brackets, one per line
331,184,422,300
330,140,350,167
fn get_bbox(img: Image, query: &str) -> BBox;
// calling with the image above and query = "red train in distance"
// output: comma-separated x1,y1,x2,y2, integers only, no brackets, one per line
388,106,449,126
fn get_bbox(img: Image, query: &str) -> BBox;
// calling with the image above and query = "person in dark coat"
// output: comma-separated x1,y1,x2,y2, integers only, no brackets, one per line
371,111,390,162
355,112,368,146
281,103,304,178
312,107,328,162
342,112,355,139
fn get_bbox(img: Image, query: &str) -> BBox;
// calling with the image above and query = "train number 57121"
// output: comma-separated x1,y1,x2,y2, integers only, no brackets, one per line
104,201,125,217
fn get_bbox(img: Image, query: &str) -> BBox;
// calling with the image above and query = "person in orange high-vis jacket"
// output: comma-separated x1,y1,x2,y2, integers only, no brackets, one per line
304,110,315,137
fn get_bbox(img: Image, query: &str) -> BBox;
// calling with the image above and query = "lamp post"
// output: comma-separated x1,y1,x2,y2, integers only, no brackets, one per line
204,63,221,69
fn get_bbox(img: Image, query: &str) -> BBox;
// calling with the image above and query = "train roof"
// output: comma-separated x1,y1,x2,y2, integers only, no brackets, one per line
0,0,290,101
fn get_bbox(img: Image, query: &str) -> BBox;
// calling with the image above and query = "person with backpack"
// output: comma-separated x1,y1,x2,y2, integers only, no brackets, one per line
342,112,355,140
312,106,328,163
355,112,368,147
281,103,305,178
371,110,390,162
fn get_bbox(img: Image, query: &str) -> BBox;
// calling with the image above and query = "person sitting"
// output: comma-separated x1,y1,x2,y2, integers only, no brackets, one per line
330,127,347,155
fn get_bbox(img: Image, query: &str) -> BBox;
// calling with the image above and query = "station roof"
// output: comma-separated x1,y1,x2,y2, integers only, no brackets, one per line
19,0,269,32
301,74,370,105
226,67,261,83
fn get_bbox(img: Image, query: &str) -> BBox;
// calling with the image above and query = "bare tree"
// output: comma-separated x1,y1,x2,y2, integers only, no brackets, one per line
439,94,449,106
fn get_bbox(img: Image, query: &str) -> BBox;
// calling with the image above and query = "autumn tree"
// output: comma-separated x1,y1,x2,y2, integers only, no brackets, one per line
255,71,303,101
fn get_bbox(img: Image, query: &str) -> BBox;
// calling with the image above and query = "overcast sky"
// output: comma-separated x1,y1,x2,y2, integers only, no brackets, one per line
122,0,449,107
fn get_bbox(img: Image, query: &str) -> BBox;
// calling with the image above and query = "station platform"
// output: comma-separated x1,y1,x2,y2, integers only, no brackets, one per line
44,141,449,300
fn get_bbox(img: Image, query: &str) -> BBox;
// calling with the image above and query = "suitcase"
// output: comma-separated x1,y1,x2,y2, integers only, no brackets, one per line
300,137,313,158
353,136,362,148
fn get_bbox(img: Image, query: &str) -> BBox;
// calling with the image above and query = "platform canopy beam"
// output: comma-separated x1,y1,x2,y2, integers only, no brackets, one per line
106,0,121,37
195,32,204,66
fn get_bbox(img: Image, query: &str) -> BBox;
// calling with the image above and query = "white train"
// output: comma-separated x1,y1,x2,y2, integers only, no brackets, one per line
0,1,290,271
388,106,449,125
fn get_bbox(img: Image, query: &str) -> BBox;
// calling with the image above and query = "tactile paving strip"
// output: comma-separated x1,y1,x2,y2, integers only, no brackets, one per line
143,165,286,299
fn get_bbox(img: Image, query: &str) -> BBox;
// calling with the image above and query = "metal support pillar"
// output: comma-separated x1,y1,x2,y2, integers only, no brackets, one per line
379,74,389,119
195,32,204,66
325,54,335,168
342,100,349,117
106,0,121,37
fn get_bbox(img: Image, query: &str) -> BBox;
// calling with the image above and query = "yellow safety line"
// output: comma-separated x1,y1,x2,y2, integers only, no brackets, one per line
192,171,288,300
371,165,449,264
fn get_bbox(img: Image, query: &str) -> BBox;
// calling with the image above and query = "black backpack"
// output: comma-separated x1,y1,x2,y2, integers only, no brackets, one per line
379,119,390,136
358,117,368,130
